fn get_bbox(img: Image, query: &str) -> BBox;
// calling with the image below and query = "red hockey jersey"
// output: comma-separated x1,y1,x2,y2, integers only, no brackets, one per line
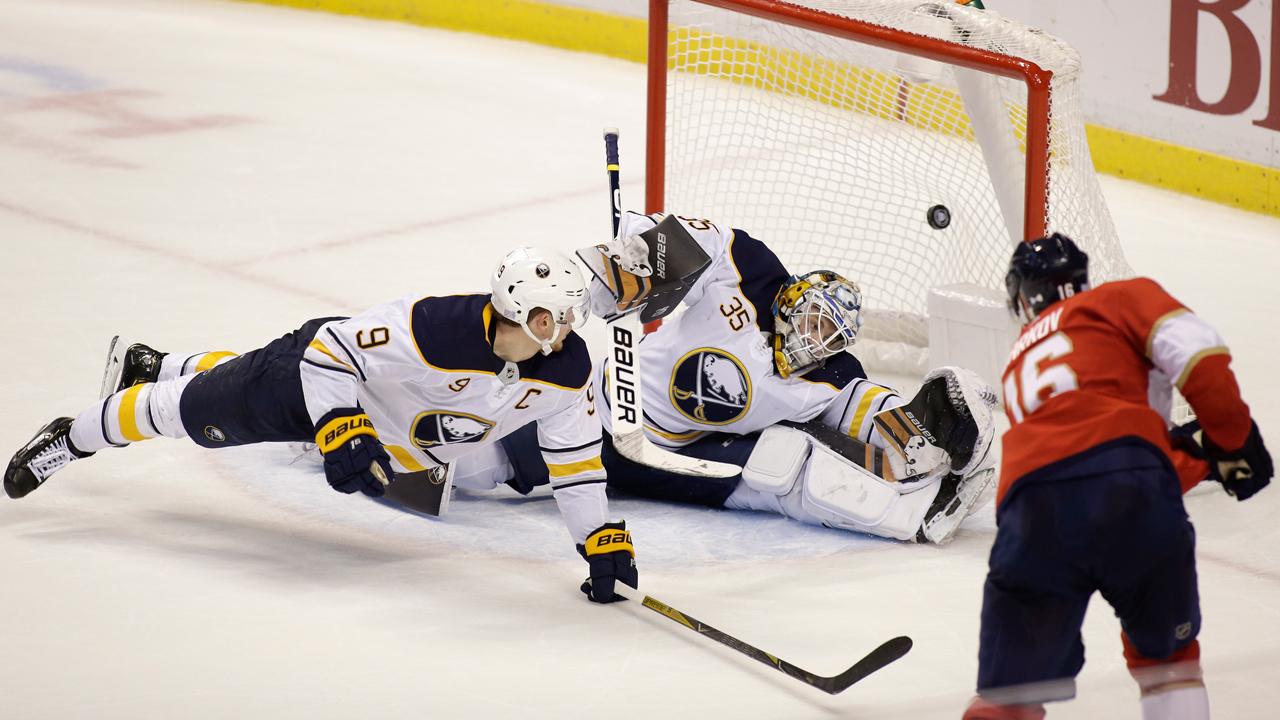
998,278,1251,506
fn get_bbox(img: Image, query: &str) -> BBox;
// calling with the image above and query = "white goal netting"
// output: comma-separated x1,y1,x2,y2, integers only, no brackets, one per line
656,0,1131,366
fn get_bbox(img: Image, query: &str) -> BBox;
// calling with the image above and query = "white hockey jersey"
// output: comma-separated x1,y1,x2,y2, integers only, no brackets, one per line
298,293,608,543
590,212,904,448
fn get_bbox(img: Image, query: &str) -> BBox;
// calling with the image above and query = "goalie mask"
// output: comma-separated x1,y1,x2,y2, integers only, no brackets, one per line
771,270,863,378
490,247,590,356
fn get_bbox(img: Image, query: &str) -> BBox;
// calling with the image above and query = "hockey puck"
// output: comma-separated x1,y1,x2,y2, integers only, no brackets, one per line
927,204,951,230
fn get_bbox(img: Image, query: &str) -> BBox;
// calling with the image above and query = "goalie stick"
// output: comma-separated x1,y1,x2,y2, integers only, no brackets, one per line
639,594,912,694
381,465,452,517
601,129,739,479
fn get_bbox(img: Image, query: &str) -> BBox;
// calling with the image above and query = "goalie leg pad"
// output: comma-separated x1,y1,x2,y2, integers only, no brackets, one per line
741,425,811,495
800,442,941,541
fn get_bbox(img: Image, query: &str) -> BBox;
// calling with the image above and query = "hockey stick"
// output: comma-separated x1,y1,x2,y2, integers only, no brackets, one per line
381,465,452,517
639,594,912,694
601,129,739,478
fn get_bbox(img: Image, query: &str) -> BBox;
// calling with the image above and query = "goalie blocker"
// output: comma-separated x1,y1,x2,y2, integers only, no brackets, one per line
576,214,713,323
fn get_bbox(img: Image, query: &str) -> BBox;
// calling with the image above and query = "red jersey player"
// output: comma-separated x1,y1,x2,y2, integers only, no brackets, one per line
964,234,1272,720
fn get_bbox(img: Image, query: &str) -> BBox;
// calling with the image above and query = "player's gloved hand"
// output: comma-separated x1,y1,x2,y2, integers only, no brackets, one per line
314,408,394,498
575,213,711,323
577,520,638,603
577,235,656,317
1169,419,1206,460
597,233,655,279
1202,420,1273,501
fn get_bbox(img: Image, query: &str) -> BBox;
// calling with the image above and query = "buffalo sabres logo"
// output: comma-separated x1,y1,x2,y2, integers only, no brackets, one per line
669,348,751,425
411,411,495,449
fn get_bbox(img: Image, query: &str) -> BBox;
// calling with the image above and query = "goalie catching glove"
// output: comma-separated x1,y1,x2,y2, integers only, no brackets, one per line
874,367,999,482
577,520,638,603
314,408,394,497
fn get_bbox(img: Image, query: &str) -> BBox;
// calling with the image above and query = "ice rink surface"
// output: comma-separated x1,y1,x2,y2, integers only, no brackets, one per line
2,1,1278,717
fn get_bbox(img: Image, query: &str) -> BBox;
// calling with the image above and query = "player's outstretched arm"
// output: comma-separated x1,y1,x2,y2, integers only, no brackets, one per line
1132,280,1271,499
538,385,641,601
296,304,417,497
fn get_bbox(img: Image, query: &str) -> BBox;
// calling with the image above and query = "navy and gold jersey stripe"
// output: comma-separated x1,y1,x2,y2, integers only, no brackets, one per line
798,352,867,390
546,456,605,478
540,438,604,454
324,329,367,381
726,230,790,334
409,293,591,390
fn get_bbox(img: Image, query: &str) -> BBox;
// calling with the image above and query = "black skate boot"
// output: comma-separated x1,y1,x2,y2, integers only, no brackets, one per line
99,336,167,399
5,418,94,499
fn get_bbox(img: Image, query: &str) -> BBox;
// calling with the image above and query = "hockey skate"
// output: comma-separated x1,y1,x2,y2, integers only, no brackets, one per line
4,417,93,499
915,466,995,544
99,336,166,399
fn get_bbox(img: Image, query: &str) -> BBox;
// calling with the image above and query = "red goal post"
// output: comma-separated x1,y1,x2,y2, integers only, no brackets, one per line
643,0,1130,369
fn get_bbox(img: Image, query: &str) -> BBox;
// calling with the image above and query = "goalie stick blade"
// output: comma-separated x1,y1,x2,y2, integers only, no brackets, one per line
640,595,911,695
613,430,741,479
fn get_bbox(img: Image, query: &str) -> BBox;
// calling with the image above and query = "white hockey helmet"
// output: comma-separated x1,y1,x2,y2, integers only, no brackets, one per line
490,247,590,355
771,270,863,378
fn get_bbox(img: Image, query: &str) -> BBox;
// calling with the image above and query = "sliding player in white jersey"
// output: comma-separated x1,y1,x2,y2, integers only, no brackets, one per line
4,248,638,603
455,212,999,544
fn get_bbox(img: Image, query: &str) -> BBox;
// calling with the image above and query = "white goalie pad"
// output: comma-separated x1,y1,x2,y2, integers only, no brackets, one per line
800,442,941,542
741,425,812,495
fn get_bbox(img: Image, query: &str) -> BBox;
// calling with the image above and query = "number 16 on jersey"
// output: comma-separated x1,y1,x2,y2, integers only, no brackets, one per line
1004,331,1078,424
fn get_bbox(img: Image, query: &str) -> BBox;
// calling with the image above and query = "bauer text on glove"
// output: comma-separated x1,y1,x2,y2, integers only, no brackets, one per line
315,408,394,497
577,520,638,603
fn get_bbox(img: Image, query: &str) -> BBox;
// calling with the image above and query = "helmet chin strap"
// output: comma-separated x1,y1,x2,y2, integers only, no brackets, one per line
1014,295,1037,326
520,319,558,356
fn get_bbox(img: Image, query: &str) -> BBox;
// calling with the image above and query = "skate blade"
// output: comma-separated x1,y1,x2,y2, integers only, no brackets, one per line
921,467,995,545
98,336,127,400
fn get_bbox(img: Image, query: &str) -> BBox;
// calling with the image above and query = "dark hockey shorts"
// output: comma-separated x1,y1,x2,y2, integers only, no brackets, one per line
602,431,751,507
976,439,1200,703
179,317,346,448
498,422,750,507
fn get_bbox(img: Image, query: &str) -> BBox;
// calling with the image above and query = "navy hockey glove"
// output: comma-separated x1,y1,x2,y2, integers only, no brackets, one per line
1169,419,1206,460
1202,421,1273,501
315,408,394,498
577,521,638,604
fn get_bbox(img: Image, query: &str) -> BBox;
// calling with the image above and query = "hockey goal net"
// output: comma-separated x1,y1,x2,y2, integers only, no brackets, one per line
646,0,1131,371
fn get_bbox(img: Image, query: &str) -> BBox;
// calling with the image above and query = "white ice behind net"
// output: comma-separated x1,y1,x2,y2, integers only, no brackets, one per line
661,0,1130,366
